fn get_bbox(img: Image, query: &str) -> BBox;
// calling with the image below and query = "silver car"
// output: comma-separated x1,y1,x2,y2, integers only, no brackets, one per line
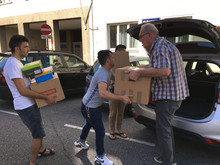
127,18,220,147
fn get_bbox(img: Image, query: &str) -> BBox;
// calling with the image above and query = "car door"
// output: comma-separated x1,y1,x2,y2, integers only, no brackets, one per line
62,54,90,94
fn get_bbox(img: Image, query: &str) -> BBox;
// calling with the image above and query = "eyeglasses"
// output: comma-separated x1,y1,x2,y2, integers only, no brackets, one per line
139,32,149,40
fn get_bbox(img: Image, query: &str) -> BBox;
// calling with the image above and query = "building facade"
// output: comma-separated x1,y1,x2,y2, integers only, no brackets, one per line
0,0,219,65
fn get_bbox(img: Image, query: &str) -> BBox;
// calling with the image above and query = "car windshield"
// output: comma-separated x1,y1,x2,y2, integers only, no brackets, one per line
137,60,148,65
0,56,8,62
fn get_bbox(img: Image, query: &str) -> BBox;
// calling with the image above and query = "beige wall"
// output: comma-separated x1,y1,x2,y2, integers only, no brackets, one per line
30,29,46,50
2,27,45,51
5,27,18,51
0,8,91,64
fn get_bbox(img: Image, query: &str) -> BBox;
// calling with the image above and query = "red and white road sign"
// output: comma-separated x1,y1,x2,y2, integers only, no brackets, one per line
40,24,52,35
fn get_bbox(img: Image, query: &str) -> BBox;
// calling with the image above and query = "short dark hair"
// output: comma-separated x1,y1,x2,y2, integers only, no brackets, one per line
97,50,112,65
9,35,29,53
115,44,126,52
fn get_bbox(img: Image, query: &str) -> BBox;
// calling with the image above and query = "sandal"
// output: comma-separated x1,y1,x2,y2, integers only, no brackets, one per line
38,148,55,157
116,132,127,138
109,133,116,140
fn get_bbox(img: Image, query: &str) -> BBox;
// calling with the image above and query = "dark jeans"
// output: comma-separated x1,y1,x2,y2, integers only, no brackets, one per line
80,103,105,156
16,104,45,139
155,100,182,165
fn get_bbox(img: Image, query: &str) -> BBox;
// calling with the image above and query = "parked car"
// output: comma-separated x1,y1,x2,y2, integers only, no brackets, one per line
126,18,220,148
0,50,91,100
85,55,149,116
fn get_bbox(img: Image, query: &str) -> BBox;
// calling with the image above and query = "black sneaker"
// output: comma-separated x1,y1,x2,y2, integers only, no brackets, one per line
154,156,177,165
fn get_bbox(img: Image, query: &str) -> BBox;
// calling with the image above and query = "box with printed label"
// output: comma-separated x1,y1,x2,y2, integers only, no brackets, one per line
30,72,65,108
22,60,43,77
114,66,151,104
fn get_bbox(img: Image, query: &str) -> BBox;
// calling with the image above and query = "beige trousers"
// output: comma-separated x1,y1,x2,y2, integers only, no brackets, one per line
109,100,126,133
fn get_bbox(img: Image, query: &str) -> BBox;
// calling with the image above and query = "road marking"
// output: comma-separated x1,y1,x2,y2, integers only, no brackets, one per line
0,109,18,116
0,111,155,147
64,124,155,147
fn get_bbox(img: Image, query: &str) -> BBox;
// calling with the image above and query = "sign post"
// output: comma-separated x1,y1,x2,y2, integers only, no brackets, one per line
40,24,52,50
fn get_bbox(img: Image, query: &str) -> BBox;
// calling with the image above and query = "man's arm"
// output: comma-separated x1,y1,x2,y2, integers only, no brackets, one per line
140,67,170,77
98,82,132,104
13,78,57,104
127,67,170,81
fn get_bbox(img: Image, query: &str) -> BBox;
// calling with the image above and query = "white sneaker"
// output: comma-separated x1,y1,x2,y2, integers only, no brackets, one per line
94,154,113,165
154,156,177,165
74,140,89,150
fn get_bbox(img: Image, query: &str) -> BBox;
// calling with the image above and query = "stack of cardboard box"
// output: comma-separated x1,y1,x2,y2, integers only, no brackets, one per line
22,61,65,108
34,66,54,83
114,66,151,104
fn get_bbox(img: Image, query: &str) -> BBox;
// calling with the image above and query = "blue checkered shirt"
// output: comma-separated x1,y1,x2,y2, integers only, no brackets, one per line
149,37,189,101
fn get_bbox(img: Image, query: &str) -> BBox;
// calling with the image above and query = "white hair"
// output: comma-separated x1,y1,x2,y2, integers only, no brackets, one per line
141,23,159,35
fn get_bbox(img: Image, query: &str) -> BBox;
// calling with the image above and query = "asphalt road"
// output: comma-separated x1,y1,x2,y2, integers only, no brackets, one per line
0,95,220,165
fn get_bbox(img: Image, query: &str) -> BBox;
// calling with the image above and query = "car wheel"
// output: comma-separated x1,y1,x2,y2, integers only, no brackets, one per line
124,104,134,117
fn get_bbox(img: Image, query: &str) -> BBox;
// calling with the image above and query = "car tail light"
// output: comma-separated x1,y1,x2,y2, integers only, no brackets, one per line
134,114,139,118
86,77,91,83
0,73,6,82
149,99,156,105
204,138,220,146
218,91,220,104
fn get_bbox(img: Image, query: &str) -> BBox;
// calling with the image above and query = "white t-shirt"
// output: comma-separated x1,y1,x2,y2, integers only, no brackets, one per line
3,57,35,110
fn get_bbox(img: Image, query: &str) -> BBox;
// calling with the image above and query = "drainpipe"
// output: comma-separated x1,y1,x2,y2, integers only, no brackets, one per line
80,0,93,30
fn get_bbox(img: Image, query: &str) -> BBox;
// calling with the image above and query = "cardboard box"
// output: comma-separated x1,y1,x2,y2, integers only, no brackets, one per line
112,51,130,73
22,60,43,77
30,73,65,108
114,66,151,104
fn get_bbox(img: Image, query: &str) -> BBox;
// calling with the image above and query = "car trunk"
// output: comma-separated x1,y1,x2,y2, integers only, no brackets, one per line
146,71,219,120
176,69,220,119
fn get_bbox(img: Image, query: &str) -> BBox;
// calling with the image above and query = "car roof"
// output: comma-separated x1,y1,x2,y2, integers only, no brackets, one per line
1,50,85,59
92,55,149,65
0,53,10,56
0,50,90,66
2,50,79,55
127,18,220,53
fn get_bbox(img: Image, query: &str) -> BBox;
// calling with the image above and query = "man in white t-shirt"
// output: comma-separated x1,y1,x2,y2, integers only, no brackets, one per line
3,35,57,165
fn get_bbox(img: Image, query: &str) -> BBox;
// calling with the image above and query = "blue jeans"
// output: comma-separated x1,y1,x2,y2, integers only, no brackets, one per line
80,103,105,156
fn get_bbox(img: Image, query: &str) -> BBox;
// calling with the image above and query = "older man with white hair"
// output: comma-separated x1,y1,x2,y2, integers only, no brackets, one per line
127,23,189,165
